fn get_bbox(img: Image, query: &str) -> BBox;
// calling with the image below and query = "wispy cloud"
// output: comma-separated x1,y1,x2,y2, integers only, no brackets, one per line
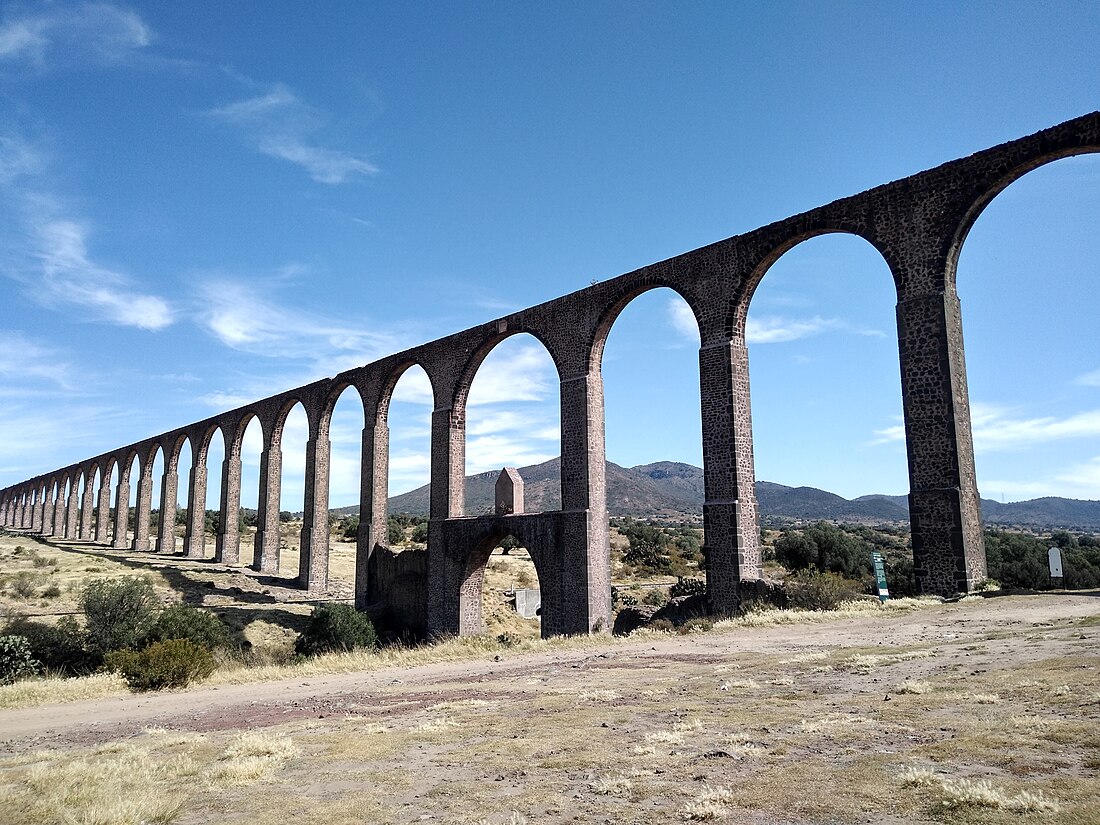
466,344,556,406
32,218,174,329
871,402,1100,452
0,132,174,331
197,278,407,376
668,296,700,342
1075,368,1100,387
0,2,149,68
747,314,843,344
206,81,376,184
0,135,44,182
983,455,1100,502
0,331,77,390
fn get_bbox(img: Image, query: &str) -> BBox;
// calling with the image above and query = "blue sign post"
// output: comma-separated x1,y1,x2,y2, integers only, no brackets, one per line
871,551,890,602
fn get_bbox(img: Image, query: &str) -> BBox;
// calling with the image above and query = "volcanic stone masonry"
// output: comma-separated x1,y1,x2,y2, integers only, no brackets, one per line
4,112,1098,637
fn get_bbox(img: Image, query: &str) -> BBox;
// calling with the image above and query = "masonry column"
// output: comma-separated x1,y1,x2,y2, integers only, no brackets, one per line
556,368,611,635
79,476,94,540
215,449,243,565
32,487,45,533
698,336,761,615
64,479,79,539
131,464,154,552
52,485,66,537
253,435,282,573
298,430,331,590
112,473,130,549
897,284,986,595
95,476,112,543
426,399,467,636
356,413,388,609
157,463,179,553
183,459,208,559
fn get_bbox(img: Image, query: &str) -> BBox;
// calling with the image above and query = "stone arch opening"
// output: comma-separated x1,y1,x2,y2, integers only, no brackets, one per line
954,154,1100,509
460,333,560,516
382,363,434,516
232,414,264,563
272,401,309,579
323,384,366,598
598,285,707,587
746,233,906,497
171,436,193,555
114,450,140,549
460,527,544,640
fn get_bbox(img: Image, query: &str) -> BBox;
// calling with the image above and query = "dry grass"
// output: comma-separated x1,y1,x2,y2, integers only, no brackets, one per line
0,671,128,709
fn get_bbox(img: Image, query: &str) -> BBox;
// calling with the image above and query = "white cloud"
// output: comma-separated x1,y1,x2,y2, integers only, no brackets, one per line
0,135,44,182
34,218,173,329
871,403,1100,453
667,296,700,342
206,81,376,184
0,2,149,67
391,368,434,405
1075,368,1100,387
197,279,402,373
466,344,555,406
970,403,1100,451
746,314,843,344
0,332,76,390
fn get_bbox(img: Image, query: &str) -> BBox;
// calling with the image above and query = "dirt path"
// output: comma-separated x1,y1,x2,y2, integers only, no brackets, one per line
3,591,1096,753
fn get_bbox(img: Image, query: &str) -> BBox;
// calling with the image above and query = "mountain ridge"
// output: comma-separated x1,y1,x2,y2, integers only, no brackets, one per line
334,457,1100,531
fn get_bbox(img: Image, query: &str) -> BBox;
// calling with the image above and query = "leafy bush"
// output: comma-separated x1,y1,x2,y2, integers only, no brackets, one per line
105,639,215,691
0,635,40,684
642,588,668,607
294,603,377,657
1,616,94,674
775,522,873,578
411,522,429,544
669,577,706,599
339,515,360,540
785,570,863,611
144,604,231,650
386,517,405,546
80,577,160,656
41,583,62,599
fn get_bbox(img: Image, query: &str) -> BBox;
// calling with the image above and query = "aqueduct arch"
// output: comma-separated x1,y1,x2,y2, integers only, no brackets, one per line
4,112,1098,633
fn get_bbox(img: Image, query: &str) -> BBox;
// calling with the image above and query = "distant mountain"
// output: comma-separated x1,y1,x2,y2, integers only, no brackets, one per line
369,457,1100,531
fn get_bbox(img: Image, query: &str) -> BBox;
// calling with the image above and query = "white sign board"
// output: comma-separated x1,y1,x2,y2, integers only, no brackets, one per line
1048,547,1064,579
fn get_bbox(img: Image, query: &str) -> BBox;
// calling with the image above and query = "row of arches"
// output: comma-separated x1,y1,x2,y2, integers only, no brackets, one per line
3,111,1098,635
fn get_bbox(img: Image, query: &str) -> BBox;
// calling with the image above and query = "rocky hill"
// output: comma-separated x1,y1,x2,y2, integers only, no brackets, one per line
369,457,1100,530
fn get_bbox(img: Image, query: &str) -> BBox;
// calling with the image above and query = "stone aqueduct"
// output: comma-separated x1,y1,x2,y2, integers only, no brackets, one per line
3,113,1097,636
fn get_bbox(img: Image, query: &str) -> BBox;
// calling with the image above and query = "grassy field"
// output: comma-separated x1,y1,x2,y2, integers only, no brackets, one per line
2,530,1099,824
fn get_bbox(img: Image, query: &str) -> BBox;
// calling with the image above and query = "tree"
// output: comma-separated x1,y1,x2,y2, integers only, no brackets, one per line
80,577,160,657
386,516,405,546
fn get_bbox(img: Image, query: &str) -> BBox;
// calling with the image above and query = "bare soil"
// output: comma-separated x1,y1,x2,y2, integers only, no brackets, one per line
2,590,1099,824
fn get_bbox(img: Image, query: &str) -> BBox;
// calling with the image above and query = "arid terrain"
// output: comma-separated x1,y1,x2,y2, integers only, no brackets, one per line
1,532,1099,824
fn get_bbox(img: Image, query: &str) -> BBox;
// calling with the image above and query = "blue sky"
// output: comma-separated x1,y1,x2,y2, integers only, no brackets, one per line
1,1,1097,511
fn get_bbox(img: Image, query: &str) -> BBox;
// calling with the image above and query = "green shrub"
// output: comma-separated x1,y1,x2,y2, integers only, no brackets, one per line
144,605,231,650
105,639,215,691
411,522,429,544
80,576,160,656
642,588,668,607
786,570,863,611
1,616,94,674
669,577,706,599
294,603,377,657
386,517,405,546
41,584,62,599
0,635,40,684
